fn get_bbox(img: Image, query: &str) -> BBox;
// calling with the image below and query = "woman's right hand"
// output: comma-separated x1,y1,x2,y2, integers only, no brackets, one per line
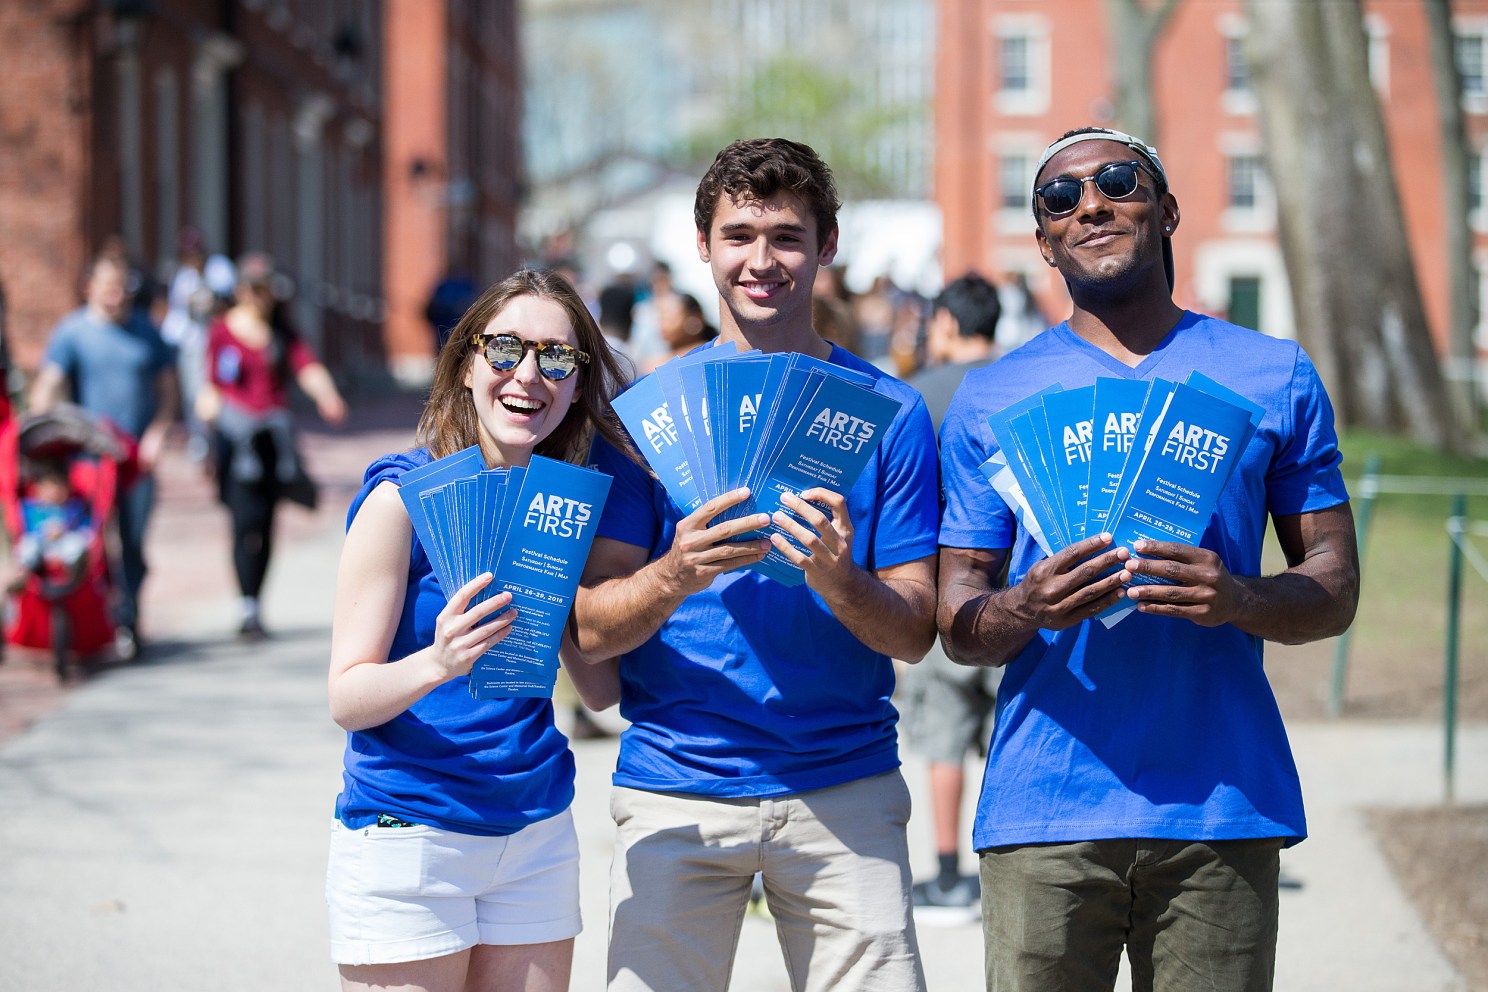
430,572,518,680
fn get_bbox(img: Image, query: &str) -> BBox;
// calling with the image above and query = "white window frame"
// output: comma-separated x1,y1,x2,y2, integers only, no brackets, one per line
1217,14,1256,116
1217,133,1274,233
993,16,1050,116
1455,17,1488,115
993,134,1044,234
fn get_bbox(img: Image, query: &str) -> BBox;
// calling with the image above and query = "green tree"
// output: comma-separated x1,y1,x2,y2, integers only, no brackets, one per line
681,55,917,199
1244,0,1464,451
1104,0,1182,145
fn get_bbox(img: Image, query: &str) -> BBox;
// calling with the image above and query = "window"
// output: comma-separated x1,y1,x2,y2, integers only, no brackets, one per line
1224,35,1249,95
1458,30,1487,100
1227,155,1264,210
999,35,1030,94
999,153,1033,211
993,19,1049,115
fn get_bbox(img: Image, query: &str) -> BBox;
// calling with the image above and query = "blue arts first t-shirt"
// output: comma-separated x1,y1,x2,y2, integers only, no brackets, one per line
590,344,940,797
938,313,1349,850
333,450,575,836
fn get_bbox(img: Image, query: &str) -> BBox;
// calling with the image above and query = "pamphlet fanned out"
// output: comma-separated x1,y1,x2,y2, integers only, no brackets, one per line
612,343,740,515
979,449,1056,557
1041,385,1095,543
1083,378,1156,539
396,449,611,699
618,348,901,585
472,456,612,699
985,384,1066,552
978,372,1262,627
396,445,487,596
749,370,905,584
1104,380,1257,586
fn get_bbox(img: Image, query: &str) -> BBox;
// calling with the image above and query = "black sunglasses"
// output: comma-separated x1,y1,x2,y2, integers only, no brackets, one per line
1033,160,1160,217
473,332,590,381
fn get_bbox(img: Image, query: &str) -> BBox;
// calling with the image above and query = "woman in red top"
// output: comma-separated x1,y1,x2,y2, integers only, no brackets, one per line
196,255,346,639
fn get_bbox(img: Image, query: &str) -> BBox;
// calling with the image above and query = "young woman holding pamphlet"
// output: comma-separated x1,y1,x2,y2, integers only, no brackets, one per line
324,268,631,992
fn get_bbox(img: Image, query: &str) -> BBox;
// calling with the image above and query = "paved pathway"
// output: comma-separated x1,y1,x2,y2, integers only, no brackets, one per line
0,395,1482,990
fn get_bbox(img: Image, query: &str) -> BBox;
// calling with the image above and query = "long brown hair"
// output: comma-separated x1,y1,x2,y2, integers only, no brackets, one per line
415,268,630,465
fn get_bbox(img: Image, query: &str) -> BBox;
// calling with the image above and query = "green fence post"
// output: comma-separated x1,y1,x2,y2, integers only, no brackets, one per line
1330,453,1380,717
1444,493,1465,805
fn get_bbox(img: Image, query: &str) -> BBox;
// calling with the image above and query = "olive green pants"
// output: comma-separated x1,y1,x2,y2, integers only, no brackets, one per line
980,837,1283,992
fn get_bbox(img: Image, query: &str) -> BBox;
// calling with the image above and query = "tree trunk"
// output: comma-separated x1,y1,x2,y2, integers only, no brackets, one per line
1426,0,1481,431
1244,0,1463,451
1104,0,1181,144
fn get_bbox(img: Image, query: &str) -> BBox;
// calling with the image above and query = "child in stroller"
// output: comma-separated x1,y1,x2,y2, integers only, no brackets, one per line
14,456,94,594
2,404,128,678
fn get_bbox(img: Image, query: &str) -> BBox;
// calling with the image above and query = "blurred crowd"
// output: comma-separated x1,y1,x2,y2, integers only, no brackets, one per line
1,226,344,666
514,249,1054,390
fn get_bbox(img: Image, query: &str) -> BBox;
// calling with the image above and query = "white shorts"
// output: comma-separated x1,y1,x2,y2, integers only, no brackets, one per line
325,808,582,965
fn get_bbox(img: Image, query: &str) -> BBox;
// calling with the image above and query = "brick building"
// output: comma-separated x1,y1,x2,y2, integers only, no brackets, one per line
0,0,522,391
936,0,1488,372
383,0,522,386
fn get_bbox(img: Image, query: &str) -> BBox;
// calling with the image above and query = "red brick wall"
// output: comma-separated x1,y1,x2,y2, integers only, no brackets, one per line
0,0,94,370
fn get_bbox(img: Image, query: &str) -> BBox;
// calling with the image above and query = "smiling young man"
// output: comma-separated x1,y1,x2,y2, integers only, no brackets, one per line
936,127,1360,991
574,138,940,992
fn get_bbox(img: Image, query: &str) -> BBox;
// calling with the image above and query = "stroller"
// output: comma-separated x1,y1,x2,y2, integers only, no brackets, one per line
1,403,132,678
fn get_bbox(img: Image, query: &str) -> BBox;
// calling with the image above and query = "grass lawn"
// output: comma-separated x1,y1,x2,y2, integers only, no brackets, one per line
1266,429,1488,722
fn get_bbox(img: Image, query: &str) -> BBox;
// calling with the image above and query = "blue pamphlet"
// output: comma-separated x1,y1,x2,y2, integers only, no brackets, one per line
984,384,1065,552
621,348,891,585
612,345,737,514
396,445,487,596
980,374,1263,629
979,448,1056,557
749,372,903,584
1103,381,1258,580
470,455,612,699
1082,378,1152,540
1042,385,1095,543
396,448,611,700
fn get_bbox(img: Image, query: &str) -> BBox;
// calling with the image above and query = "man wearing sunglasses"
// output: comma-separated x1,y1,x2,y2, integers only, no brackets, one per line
936,127,1359,991
575,138,940,991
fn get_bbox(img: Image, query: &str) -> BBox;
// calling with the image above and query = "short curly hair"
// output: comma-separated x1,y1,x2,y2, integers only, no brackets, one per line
693,138,840,250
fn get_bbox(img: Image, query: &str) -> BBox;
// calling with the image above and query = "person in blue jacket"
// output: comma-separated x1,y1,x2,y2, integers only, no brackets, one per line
324,268,631,992
937,127,1361,992
572,138,941,992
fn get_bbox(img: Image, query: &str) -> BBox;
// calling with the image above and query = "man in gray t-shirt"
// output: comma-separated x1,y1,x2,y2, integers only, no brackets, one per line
30,252,178,658
902,271,1005,919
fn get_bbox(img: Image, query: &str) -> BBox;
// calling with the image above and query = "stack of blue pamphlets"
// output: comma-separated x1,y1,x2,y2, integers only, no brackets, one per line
613,345,903,585
396,447,612,699
980,372,1263,626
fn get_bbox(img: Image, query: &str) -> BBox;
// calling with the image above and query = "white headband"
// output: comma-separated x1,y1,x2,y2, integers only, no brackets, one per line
1032,128,1168,200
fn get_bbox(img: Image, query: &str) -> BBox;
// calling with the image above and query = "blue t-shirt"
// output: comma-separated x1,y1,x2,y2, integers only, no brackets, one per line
938,313,1349,850
333,450,575,836
43,307,175,439
590,344,940,797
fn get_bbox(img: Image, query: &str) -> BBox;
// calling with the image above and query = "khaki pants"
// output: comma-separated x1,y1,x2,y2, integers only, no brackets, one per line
981,837,1283,992
607,771,927,992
